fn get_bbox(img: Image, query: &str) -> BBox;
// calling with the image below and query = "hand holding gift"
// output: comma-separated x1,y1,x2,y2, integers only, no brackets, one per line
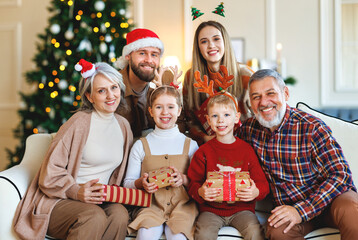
198,180,221,202
78,178,106,204
206,169,251,203
141,173,159,193
148,166,174,189
236,179,259,202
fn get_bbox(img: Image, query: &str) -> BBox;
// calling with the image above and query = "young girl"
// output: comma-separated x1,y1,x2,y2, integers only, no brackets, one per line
183,20,254,145
123,85,199,240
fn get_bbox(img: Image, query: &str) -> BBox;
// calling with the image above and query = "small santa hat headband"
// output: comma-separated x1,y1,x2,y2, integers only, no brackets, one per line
75,59,96,79
115,28,164,69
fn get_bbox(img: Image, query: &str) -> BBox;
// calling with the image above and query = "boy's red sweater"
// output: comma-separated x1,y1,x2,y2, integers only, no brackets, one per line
187,137,269,216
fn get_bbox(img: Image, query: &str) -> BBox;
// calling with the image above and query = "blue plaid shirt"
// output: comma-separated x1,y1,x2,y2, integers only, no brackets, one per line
238,104,356,221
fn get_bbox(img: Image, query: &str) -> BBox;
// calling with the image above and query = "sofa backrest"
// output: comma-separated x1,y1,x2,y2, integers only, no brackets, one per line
18,133,54,195
297,102,358,185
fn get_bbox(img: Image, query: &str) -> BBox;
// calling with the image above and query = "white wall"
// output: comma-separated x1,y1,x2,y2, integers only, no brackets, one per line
134,0,355,108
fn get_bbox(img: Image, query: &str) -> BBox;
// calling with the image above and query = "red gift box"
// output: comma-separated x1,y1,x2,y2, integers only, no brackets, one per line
206,171,250,203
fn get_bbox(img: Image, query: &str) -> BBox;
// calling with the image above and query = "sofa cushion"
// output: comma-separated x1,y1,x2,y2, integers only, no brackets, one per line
296,102,358,185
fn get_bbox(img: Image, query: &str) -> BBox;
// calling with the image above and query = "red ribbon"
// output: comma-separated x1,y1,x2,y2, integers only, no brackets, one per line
170,82,179,89
221,172,236,201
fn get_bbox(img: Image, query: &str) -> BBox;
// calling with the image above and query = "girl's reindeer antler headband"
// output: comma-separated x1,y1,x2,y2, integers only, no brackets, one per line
193,65,239,112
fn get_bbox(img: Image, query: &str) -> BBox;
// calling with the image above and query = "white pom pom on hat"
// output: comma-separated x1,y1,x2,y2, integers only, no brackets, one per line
115,28,164,69
75,59,96,78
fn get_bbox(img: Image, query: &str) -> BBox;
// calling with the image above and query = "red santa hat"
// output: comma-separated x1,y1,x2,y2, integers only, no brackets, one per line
75,59,96,79
115,28,164,69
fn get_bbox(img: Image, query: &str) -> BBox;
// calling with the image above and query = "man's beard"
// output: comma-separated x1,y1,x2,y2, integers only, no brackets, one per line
255,104,286,129
130,60,156,82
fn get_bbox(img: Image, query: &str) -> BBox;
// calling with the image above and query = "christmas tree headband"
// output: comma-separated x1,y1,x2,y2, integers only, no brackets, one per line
193,65,239,112
191,2,225,21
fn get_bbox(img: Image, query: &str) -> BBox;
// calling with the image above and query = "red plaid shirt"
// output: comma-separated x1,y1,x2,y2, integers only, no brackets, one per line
238,104,356,221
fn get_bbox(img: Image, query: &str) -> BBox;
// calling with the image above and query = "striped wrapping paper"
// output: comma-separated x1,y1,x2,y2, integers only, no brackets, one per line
101,185,152,207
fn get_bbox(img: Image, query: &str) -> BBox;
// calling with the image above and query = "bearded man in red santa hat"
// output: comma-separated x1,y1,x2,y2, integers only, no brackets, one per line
115,28,184,138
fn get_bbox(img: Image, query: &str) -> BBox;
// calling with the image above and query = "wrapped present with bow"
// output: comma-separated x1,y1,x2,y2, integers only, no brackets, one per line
206,171,250,203
100,184,152,207
148,166,174,189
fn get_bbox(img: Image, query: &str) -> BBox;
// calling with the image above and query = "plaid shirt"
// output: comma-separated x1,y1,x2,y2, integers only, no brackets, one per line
238,104,356,222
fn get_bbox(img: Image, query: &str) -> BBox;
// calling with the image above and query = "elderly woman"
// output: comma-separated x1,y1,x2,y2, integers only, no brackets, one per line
13,59,133,240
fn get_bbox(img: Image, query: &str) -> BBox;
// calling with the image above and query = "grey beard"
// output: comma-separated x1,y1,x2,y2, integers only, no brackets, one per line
255,105,286,129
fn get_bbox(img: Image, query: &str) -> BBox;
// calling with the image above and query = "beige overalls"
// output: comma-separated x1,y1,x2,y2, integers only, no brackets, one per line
128,137,198,240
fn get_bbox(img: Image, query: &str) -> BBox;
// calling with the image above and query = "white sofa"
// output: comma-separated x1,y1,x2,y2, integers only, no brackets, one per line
1,102,357,240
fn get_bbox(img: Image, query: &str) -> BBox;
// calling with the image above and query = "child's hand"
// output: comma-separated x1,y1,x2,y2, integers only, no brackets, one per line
198,181,221,202
141,173,158,194
169,166,183,187
236,179,259,202
169,166,189,187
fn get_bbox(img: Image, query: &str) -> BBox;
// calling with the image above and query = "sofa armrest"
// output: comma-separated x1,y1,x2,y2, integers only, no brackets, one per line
0,167,24,240
0,133,54,240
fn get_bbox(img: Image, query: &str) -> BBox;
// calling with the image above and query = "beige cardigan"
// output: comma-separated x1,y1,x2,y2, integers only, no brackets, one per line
13,111,133,240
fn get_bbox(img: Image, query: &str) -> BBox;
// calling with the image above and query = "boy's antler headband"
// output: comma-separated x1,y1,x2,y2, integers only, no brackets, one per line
193,65,239,112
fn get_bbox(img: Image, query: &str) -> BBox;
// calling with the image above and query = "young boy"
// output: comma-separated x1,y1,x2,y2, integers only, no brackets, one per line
187,94,269,240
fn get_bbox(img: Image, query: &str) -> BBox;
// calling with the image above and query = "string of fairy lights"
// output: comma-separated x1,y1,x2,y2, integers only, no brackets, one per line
32,0,131,134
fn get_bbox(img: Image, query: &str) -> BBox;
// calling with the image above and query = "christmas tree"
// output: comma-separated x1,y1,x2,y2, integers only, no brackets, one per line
212,2,225,17
191,7,204,20
6,0,132,168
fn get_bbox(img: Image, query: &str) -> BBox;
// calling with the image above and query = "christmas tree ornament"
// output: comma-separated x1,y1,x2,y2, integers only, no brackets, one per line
99,42,108,54
100,23,107,33
49,109,55,120
42,60,48,66
116,28,164,69
62,95,73,104
212,2,225,17
60,60,68,67
77,38,92,51
25,120,32,129
119,8,126,15
109,51,115,59
81,21,88,28
94,1,105,11
50,23,61,34
191,7,204,20
64,25,74,40
19,101,26,109
41,75,47,83
75,59,96,78
58,79,68,90
105,34,112,42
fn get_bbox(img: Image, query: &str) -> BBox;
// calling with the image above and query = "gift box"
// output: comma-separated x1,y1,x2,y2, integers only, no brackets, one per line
206,171,250,203
148,166,174,189
101,184,152,207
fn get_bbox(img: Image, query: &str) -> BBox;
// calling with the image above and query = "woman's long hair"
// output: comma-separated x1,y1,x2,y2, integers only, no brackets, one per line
187,21,243,110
